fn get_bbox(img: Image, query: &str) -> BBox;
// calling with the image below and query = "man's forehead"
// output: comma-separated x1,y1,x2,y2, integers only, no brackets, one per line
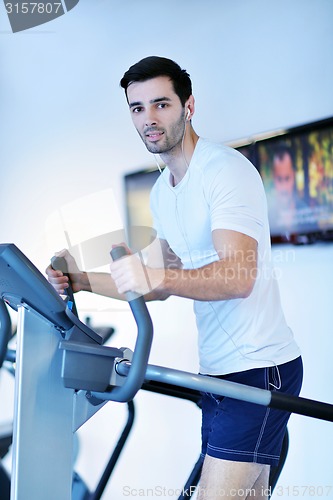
274,155,293,171
127,76,177,102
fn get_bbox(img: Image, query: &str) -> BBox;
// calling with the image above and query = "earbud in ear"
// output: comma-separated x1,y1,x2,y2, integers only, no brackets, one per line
186,109,191,120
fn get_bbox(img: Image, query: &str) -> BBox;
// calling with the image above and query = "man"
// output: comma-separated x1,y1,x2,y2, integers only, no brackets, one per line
273,145,297,204
47,56,302,499
271,145,301,230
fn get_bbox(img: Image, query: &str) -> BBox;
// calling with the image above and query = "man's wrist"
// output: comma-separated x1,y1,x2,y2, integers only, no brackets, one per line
156,268,174,299
76,271,91,293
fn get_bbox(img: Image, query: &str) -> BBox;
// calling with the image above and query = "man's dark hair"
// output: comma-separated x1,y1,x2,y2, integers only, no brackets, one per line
120,56,192,106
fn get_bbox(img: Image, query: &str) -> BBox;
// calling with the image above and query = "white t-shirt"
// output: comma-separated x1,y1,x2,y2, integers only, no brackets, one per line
150,137,301,375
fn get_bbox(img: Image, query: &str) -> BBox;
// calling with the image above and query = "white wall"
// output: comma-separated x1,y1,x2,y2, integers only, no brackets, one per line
273,244,333,497
1,0,333,498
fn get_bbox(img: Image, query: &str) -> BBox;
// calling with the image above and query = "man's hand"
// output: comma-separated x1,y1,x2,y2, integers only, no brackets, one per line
110,247,166,299
45,249,87,295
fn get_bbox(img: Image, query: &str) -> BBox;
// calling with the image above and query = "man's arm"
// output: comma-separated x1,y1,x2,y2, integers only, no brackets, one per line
110,229,258,301
45,237,181,302
108,237,182,301
45,249,125,299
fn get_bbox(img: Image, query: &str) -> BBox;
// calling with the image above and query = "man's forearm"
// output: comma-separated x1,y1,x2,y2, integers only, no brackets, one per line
160,258,256,301
80,271,123,300
81,271,164,302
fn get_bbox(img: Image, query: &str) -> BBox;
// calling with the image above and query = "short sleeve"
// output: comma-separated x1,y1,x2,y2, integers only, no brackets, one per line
206,151,267,242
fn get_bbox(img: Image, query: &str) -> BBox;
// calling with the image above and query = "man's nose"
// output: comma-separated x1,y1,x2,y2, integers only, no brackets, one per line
145,109,158,127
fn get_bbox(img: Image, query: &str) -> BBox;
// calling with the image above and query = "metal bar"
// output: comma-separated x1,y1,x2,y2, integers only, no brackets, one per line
91,246,154,403
116,361,333,422
117,362,271,406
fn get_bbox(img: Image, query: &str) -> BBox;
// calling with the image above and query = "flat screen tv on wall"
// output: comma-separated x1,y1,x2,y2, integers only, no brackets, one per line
253,117,333,244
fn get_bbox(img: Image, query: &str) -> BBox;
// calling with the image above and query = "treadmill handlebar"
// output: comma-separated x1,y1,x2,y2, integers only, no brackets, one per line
91,246,154,402
51,255,78,317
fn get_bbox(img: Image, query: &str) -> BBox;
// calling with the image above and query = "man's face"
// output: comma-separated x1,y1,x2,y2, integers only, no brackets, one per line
273,152,295,202
126,76,186,155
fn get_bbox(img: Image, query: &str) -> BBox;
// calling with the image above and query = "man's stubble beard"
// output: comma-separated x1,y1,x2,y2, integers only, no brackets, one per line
140,112,186,156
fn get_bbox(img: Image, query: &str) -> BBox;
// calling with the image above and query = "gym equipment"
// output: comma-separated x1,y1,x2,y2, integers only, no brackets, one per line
0,251,133,500
0,243,333,499
0,251,204,500
0,245,203,499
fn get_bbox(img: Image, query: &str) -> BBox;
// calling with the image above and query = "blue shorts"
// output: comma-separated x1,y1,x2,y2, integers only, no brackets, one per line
201,356,303,466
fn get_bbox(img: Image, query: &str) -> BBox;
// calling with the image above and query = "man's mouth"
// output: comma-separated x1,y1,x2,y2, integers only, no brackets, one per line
145,130,164,141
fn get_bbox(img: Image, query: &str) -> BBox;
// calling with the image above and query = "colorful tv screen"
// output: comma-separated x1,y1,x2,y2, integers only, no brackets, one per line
255,119,333,243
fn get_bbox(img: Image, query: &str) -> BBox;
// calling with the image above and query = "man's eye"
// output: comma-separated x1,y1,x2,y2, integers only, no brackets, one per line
157,103,168,109
132,107,143,113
